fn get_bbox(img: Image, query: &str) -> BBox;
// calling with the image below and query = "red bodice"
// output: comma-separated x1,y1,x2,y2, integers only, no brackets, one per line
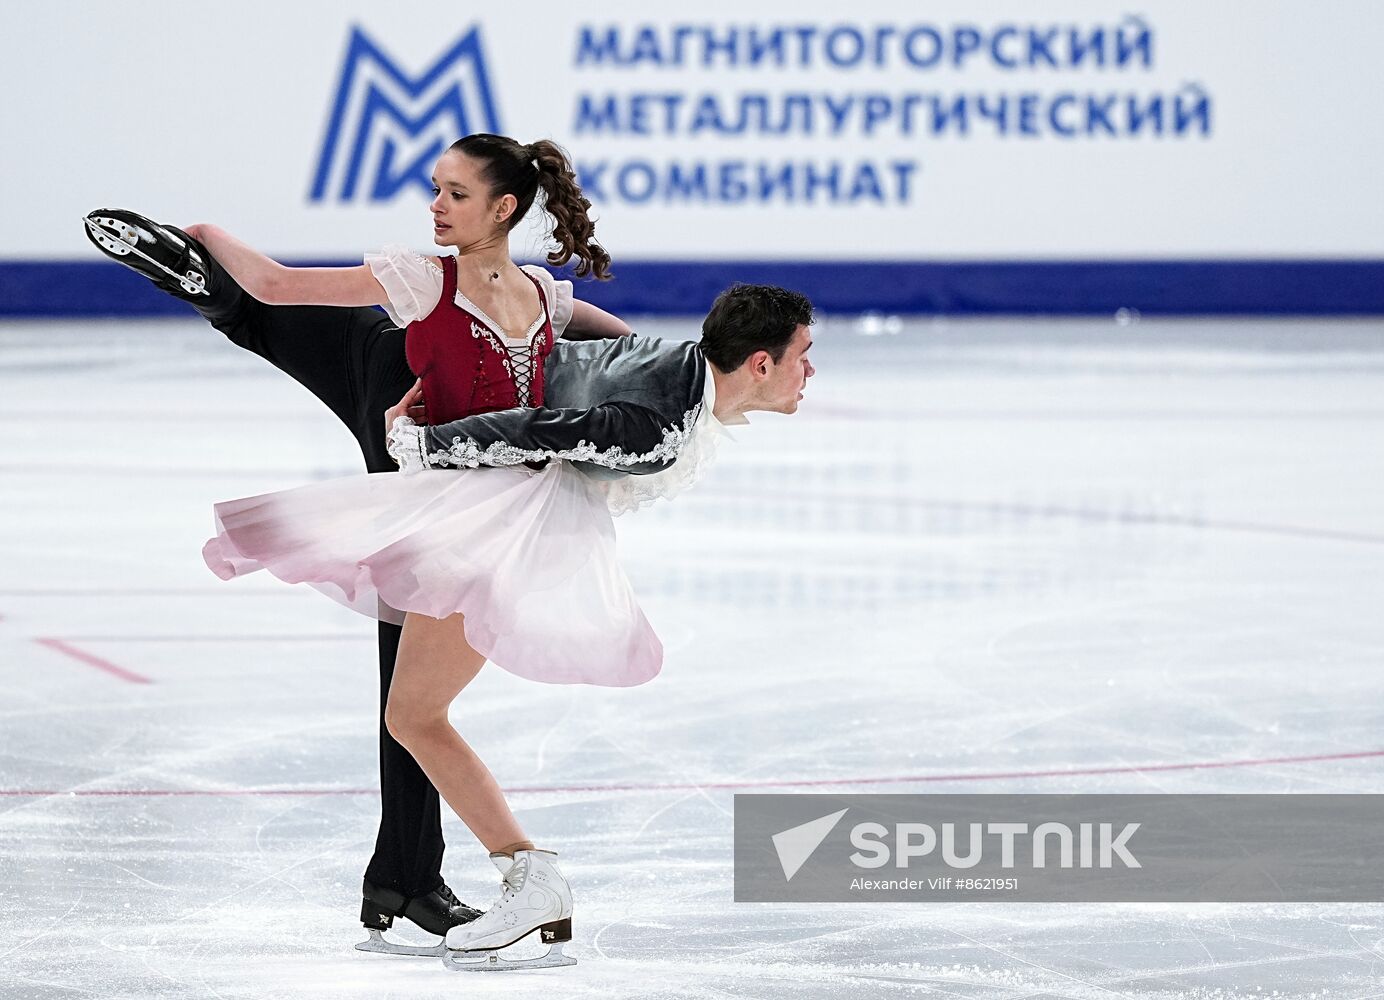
405,256,554,424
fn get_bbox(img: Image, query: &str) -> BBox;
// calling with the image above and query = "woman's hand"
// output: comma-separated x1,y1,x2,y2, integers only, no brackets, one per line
385,379,427,437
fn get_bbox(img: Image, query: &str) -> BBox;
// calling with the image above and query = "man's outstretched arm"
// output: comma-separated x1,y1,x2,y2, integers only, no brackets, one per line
386,402,686,477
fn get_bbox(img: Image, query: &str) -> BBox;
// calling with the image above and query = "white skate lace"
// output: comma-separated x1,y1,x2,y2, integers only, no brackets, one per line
499,858,527,898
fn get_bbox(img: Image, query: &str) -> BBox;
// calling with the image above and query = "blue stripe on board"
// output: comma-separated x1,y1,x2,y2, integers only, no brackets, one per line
3,259,1383,317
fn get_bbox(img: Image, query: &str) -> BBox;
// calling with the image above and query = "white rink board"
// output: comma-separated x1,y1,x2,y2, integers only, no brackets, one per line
4,1,1384,262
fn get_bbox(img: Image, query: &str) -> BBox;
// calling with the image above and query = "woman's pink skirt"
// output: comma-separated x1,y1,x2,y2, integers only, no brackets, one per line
202,462,661,687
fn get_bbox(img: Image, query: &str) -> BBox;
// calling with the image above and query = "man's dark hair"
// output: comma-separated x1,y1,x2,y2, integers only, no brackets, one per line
699,284,814,372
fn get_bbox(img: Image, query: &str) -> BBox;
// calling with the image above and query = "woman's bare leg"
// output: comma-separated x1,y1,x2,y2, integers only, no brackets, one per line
385,612,528,853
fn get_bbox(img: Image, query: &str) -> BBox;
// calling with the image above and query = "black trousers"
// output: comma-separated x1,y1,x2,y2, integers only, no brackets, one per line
186,257,444,897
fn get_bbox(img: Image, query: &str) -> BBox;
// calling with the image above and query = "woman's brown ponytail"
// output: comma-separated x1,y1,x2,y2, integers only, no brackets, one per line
527,140,611,281
449,133,612,280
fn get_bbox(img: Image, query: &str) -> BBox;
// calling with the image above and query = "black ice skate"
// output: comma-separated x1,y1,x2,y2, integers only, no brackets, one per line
83,208,210,296
355,879,483,958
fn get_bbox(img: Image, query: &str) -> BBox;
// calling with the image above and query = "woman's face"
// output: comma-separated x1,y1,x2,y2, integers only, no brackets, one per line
429,151,506,249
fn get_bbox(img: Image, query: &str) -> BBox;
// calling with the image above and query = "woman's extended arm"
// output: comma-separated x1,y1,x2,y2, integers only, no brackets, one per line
563,299,631,340
184,224,389,307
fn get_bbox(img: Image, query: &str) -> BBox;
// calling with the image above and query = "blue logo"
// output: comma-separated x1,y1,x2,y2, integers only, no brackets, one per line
310,26,502,203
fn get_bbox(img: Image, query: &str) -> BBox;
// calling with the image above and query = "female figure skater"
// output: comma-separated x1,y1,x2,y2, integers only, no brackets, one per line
83,155,817,971
193,134,637,970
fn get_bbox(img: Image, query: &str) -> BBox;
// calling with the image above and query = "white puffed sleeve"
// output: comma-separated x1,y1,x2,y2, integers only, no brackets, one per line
520,265,574,338
364,245,445,328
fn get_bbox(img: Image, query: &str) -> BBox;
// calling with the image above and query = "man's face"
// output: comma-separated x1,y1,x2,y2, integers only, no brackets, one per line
750,324,815,414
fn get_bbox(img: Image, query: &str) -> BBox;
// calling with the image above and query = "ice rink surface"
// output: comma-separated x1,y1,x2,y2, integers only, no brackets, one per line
2,314,1383,999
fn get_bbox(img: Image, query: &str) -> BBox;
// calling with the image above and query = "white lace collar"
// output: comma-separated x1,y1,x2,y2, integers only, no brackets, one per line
448,267,548,347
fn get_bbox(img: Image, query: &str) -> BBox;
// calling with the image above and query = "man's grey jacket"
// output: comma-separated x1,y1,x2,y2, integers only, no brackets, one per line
405,334,709,478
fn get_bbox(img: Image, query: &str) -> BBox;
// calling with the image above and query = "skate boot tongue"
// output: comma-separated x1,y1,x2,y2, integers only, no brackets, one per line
488,848,557,876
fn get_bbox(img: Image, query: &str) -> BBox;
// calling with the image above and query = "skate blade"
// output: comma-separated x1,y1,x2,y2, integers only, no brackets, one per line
83,216,208,296
84,217,136,256
354,927,446,958
442,940,576,972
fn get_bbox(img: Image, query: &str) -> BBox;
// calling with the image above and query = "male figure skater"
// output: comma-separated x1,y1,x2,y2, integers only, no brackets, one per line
83,208,814,957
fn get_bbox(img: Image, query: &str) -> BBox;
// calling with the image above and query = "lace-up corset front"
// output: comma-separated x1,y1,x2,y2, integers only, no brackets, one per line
404,256,555,423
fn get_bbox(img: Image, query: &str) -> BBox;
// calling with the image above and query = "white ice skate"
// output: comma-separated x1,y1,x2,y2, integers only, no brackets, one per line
442,849,576,972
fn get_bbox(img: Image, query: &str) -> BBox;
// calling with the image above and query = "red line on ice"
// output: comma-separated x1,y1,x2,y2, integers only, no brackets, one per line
49,634,369,643
34,638,153,685
3,747,1380,798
